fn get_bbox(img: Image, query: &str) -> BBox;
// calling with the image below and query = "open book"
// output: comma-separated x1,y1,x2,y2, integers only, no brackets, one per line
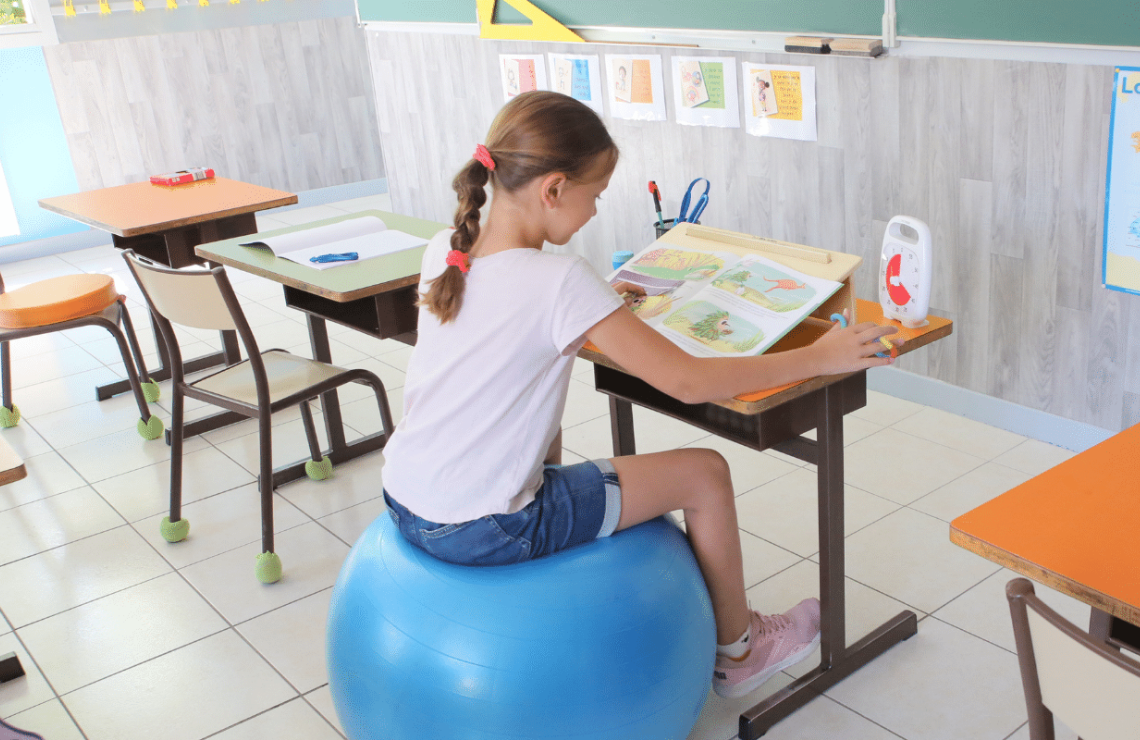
607,242,842,358
239,216,428,271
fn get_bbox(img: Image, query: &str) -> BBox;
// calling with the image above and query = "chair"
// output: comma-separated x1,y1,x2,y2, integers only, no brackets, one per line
122,251,396,584
1006,578,1140,740
0,271,162,439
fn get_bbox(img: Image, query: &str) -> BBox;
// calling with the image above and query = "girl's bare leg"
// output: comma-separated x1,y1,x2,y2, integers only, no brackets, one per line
609,449,748,644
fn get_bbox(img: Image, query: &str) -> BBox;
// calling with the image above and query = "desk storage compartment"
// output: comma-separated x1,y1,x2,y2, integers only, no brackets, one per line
284,284,418,340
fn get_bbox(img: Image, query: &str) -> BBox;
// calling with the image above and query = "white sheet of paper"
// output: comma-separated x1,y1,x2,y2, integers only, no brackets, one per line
281,230,428,270
240,216,388,256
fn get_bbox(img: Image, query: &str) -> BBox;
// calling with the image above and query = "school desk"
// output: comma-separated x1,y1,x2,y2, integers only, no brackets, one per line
38,177,297,402
951,422,1140,653
579,297,953,739
194,209,447,486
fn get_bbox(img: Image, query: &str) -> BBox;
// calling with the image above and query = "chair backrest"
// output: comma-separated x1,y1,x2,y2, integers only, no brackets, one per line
1007,578,1140,740
123,252,238,332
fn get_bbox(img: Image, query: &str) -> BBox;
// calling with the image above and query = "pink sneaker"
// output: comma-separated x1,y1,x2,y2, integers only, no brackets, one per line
712,598,821,699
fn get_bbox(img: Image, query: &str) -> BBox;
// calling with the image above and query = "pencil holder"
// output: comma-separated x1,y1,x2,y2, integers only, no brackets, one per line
655,218,698,240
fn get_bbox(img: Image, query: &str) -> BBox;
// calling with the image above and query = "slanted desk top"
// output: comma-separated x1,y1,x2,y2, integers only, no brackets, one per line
39,177,297,237
195,210,449,302
951,423,1140,627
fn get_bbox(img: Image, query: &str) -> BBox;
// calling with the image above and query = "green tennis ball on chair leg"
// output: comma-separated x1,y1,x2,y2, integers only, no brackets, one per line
141,381,161,403
256,552,283,584
305,456,333,481
137,415,164,440
160,516,190,542
0,405,20,428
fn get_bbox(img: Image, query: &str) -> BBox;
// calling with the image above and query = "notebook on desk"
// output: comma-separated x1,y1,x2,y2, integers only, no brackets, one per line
239,215,428,270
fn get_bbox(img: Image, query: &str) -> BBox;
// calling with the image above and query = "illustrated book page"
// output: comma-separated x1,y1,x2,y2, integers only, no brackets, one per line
607,243,842,358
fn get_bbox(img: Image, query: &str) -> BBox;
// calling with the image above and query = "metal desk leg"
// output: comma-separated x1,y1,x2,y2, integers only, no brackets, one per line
610,397,636,457
739,384,918,738
266,314,388,488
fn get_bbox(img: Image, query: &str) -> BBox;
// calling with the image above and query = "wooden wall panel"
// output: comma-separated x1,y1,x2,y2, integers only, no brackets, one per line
365,31,1130,431
43,16,384,193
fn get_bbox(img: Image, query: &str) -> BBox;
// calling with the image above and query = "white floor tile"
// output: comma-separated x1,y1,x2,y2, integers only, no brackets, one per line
844,427,986,505
0,424,53,460
5,367,124,418
0,525,171,627
735,469,901,558
275,453,387,520
0,632,56,718
24,394,165,450
849,389,926,427
825,618,1027,740
63,630,296,740
992,438,1076,476
55,425,209,484
10,345,103,390
683,434,801,496
212,417,333,477
92,445,256,523
180,522,349,624
303,685,344,736
134,483,310,569
932,568,1092,653
3,698,86,740
0,451,86,512
751,695,902,740
892,407,1026,461
17,572,226,694
209,696,344,740
316,497,389,547
0,487,125,566
562,376,612,428
237,587,333,693
688,677,794,740
910,462,1034,523
844,507,1002,614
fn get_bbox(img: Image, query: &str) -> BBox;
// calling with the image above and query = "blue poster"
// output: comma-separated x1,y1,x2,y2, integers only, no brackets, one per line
1104,66,1140,294
571,59,591,101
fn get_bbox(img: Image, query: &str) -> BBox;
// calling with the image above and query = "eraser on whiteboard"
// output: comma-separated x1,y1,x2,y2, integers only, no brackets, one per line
784,36,831,54
830,38,885,57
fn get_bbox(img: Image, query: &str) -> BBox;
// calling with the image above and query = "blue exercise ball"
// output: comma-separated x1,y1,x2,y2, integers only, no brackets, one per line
327,512,715,740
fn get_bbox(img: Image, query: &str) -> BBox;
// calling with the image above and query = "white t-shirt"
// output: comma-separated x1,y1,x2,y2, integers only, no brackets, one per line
380,229,624,523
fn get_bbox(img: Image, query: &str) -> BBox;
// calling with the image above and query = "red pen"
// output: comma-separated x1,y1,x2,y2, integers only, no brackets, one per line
648,181,664,229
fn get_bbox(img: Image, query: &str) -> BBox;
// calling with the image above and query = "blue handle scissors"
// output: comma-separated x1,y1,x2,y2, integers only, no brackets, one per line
677,178,710,224
310,252,359,264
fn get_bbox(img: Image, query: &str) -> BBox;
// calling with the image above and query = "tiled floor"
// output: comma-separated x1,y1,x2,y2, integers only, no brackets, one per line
0,193,1088,740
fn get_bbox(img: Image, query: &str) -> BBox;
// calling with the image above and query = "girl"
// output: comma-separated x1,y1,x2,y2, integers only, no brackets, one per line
380,91,900,700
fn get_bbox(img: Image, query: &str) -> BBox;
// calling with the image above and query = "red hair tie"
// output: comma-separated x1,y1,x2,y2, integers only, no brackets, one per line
445,249,471,273
473,144,496,171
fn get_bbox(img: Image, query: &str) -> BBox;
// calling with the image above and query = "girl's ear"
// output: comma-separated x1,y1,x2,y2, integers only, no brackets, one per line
540,173,568,208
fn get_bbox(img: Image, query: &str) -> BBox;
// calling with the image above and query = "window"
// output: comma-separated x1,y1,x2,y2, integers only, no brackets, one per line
0,0,57,46
0,160,18,239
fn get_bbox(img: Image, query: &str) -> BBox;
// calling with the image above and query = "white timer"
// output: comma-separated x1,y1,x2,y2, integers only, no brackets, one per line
879,215,932,329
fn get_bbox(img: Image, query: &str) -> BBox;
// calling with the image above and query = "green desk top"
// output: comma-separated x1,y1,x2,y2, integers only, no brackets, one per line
195,210,449,302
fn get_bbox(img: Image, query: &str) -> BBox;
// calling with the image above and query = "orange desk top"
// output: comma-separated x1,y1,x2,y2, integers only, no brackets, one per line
580,298,953,414
951,423,1140,626
39,177,297,237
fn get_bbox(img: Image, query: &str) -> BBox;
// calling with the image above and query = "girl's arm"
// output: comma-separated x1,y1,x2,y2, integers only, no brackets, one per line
585,306,900,405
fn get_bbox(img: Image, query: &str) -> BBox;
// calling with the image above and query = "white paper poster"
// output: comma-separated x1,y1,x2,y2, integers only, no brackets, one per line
499,54,548,102
547,53,604,115
672,56,739,128
1103,66,1140,294
742,63,817,142
0,161,18,239
604,54,667,122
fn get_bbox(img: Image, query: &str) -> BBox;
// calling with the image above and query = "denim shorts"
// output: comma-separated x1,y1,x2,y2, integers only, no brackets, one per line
383,459,622,566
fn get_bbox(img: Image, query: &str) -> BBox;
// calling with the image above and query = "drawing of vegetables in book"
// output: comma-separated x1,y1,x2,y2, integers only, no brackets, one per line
630,247,723,281
663,301,765,354
710,262,817,313
679,60,710,108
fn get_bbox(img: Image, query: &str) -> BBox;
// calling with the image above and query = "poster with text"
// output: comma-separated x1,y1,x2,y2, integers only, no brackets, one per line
605,54,667,121
742,63,817,141
1103,66,1140,294
547,53,604,115
672,56,739,128
499,55,548,102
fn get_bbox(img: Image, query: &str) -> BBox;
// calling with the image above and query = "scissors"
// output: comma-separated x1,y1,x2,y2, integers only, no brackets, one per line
677,178,710,224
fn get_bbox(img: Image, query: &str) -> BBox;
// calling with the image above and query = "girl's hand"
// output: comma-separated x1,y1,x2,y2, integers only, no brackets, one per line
611,281,646,308
811,309,903,375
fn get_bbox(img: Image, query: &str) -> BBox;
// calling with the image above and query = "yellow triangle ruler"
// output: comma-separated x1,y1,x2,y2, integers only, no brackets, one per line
475,0,582,43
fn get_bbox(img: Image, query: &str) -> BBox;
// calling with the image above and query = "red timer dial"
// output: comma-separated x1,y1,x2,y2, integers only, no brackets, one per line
885,253,911,306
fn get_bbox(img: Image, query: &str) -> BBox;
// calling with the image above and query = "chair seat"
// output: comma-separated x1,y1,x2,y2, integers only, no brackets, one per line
0,275,119,329
192,350,351,406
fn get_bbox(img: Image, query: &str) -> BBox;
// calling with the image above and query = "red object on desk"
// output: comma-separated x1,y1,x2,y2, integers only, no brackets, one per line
149,167,215,186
